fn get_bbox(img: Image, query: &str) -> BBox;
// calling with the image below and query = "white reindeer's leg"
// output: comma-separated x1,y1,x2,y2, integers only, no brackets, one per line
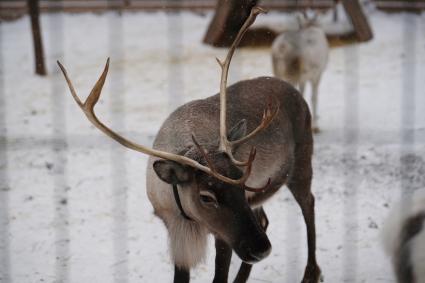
311,78,320,133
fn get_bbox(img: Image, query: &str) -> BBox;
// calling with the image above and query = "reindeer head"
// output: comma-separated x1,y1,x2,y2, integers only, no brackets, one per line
58,6,277,264
152,119,272,263
297,10,320,29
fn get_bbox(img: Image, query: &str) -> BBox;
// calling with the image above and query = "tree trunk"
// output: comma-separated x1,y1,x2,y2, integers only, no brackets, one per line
27,0,47,76
203,0,258,47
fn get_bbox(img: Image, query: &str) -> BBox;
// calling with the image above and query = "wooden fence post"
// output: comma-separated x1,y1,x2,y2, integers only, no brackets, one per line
342,0,373,42
27,0,47,76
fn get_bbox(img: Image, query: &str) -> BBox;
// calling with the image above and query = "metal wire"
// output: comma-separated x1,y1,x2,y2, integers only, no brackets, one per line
108,2,129,282
0,20,11,283
400,12,417,197
48,4,71,282
167,0,184,112
342,44,359,282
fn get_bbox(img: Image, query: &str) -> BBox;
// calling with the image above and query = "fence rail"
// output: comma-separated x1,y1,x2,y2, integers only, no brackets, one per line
1,0,425,11
0,0,337,12
1,0,424,22
0,0,338,22
374,0,425,11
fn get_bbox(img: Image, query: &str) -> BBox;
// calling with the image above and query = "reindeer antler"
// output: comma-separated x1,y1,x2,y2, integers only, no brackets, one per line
58,59,261,187
58,6,274,192
230,96,279,148
216,6,279,166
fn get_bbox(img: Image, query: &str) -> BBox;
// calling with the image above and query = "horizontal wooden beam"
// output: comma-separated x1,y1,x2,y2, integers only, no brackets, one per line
0,1,216,12
1,0,424,13
0,0,336,13
374,1,425,10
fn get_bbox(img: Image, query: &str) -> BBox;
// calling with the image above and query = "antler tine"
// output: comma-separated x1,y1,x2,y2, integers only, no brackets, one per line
217,6,267,165
230,96,280,147
58,59,264,187
239,147,256,182
311,9,319,22
234,147,272,192
191,134,216,172
192,134,254,185
57,58,109,116
192,134,270,192
244,178,272,193
57,60,86,108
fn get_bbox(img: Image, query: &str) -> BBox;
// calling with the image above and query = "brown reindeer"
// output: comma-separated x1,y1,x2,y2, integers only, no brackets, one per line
58,7,320,283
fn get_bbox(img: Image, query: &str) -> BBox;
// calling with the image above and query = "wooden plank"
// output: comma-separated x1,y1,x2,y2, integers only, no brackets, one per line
342,0,373,42
374,0,425,11
202,0,337,47
0,1,216,13
0,0,216,20
0,0,336,13
203,0,259,47
1,0,424,13
260,0,334,11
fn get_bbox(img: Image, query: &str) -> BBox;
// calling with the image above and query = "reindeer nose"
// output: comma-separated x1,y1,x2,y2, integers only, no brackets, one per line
249,236,272,261
238,235,272,263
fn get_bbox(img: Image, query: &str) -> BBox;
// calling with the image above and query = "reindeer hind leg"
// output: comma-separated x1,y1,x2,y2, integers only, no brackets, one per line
287,141,321,283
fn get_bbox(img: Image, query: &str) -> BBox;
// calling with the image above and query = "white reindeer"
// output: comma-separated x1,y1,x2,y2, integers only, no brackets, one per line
382,189,425,283
271,13,329,132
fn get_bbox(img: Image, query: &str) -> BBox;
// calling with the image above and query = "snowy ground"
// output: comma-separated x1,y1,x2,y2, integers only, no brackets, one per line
1,8,425,283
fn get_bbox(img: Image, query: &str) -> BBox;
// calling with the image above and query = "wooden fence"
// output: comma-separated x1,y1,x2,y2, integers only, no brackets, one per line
1,0,424,21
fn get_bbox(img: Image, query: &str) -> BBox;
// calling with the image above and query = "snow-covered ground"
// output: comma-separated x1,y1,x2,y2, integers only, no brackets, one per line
0,8,425,283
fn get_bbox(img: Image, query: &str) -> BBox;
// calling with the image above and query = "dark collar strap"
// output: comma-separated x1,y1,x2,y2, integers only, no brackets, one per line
172,184,193,221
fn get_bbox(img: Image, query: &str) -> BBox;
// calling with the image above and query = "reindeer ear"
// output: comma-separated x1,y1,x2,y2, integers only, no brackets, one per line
296,13,307,28
228,119,247,141
311,11,318,23
153,160,192,184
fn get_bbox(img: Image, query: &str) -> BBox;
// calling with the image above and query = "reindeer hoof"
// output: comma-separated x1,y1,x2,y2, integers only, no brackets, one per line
301,265,321,283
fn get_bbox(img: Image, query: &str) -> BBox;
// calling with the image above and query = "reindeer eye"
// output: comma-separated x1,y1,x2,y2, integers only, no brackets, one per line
200,191,218,207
